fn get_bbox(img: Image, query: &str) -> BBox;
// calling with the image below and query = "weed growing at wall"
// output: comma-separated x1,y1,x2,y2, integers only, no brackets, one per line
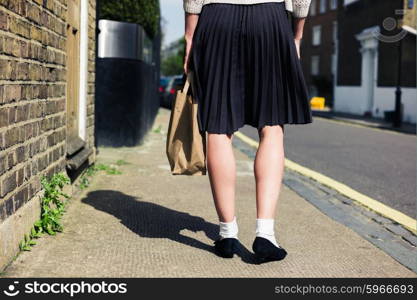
18,162,123,251
19,172,70,251
77,163,123,190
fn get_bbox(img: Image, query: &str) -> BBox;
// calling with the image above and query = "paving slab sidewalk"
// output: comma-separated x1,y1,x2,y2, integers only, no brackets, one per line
3,108,416,277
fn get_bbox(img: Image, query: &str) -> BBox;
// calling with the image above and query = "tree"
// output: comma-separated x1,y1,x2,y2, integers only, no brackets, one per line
161,38,185,76
98,0,160,38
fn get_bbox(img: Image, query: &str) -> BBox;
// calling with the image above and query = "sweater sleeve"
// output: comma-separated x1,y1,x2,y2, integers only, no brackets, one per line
183,0,204,14
292,0,312,18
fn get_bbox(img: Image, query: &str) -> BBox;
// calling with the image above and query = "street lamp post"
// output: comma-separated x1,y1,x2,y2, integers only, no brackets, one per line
393,30,403,128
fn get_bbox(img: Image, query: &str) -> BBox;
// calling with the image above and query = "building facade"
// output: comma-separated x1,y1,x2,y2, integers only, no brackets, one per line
0,0,97,270
300,0,339,107
334,0,416,123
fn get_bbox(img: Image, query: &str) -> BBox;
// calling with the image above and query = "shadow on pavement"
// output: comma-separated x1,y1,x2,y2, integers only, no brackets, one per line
82,190,258,264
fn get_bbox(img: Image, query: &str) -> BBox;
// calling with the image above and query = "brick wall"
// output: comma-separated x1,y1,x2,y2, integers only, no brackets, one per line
0,0,96,269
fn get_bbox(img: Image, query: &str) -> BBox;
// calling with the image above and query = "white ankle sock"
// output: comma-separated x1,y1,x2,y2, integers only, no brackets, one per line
219,216,239,240
256,218,280,248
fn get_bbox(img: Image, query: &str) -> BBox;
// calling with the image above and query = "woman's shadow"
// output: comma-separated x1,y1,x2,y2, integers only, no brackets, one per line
82,190,257,264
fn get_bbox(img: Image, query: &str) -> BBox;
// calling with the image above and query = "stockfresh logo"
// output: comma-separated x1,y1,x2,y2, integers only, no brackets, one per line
3,281,20,297
371,9,409,43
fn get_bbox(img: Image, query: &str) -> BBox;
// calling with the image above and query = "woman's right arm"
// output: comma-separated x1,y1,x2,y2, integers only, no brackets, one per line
184,12,199,74
183,1,203,74
291,0,312,59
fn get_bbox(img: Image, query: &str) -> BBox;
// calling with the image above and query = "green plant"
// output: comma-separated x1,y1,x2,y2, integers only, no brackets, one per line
19,233,36,251
17,162,122,252
76,163,123,191
153,124,162,134
19,172,70,251
35,173,71,235
77,165,95,190
115,160,129,166
94,163,122,175
161,37,185,76
78,176,90,190
85,164,99,177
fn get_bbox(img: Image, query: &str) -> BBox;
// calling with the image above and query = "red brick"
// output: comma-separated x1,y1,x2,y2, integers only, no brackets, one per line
1,170,17,198
14,184,28,211
4,85,21,103
8,106,16,123
0,107,7,128
16,104,30,122
17,167,24,186
5,127,20,147
27,3,41,24
0,10,8,30
0,85,3,101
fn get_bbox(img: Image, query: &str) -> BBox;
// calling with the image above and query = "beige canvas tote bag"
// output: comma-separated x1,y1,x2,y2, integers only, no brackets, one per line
166,72,207,175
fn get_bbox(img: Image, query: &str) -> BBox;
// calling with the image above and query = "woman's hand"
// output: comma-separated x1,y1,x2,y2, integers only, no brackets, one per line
292,17,306,59
294,38,301,59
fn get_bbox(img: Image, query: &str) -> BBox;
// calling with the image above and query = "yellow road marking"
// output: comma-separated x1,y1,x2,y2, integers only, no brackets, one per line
313,116,410,137
234,131,417,234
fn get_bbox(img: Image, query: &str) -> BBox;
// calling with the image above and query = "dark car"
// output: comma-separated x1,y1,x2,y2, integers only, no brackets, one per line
162,75,184,109
159,76,170,105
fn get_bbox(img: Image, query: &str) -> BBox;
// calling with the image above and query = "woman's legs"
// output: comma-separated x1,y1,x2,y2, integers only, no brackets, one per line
206,124,285,246
206,133,236,223
254,125,285,219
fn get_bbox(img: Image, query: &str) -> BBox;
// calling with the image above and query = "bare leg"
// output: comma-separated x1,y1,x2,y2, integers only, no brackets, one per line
206,133,236,223
254,125,285,219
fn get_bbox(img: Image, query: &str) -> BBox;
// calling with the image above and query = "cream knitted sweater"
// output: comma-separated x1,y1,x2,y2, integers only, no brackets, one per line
184,0,311,18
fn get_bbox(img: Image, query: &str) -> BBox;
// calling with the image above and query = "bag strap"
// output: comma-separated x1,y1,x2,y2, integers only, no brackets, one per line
182,73,191,94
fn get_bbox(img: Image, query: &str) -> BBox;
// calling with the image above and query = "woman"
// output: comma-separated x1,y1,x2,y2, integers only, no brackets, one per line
183,0,313,263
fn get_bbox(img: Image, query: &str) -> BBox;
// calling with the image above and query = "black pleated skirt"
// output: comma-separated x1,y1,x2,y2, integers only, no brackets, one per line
189,1,313,135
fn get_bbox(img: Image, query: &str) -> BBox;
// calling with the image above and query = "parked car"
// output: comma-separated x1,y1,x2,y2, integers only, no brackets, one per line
162,75,184,109
159,76,170,105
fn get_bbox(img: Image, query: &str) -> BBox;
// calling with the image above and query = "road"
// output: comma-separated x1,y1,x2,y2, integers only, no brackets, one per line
239,117,416,218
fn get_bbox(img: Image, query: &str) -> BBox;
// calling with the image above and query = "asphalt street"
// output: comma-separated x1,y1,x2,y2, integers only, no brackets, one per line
239,117,416,218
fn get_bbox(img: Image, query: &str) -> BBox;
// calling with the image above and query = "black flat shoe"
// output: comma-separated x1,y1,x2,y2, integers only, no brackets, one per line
213,238,238,258
252,236,287,263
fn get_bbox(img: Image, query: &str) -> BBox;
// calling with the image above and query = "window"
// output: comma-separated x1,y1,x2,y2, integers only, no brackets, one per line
311,56,320,75
330,0,338,10
310,0,317,16
320,0,327,13
332,21,338,42
312,25,322,45
408,0,414,9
